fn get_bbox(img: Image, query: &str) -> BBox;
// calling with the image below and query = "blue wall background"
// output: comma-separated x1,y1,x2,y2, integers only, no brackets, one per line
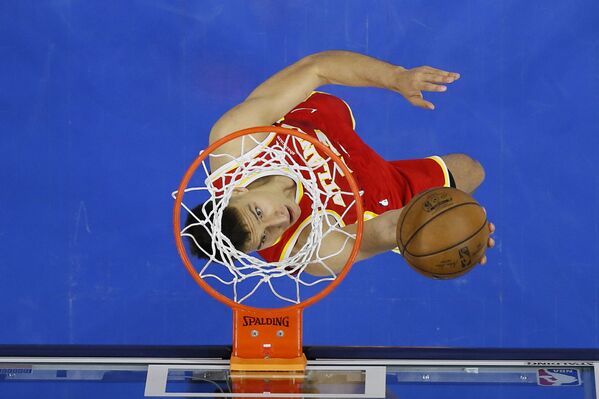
1,0,598,348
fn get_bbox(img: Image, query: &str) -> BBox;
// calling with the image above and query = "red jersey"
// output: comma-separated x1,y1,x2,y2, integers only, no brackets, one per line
210,92,450,262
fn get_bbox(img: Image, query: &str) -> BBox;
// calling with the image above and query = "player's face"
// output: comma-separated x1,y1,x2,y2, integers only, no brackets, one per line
228,189,301,252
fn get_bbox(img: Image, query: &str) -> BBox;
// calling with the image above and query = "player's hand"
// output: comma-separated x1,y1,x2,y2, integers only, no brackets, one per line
393,66,460,110
479,222,495,265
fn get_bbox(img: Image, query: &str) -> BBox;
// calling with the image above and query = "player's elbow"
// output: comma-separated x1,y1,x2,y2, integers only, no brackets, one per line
300,52,336,86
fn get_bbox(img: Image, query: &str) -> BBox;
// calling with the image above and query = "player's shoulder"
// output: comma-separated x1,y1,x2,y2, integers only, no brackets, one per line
304,91,354,117
207,92,350,170
207,105,273,171
208,131,275,172
291,91,355,130
303,91,347,107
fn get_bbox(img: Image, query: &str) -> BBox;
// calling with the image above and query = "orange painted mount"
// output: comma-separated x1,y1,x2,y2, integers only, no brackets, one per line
231,308,307,371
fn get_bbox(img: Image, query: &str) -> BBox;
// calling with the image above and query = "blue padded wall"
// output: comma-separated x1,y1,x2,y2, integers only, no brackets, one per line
1,0,598,348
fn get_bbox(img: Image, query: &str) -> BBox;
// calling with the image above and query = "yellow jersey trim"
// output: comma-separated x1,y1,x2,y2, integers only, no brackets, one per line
278,209,345,261
426,155,451,187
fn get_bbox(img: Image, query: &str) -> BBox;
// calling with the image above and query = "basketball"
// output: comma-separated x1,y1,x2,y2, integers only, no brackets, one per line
396,187,489,279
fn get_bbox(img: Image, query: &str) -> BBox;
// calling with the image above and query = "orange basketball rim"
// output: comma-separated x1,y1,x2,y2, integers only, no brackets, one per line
173,126,364,371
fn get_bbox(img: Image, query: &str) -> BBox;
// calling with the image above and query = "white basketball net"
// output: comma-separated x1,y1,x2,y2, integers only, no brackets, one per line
172,132,359,305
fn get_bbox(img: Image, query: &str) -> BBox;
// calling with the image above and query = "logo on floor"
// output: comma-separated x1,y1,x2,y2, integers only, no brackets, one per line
537,368,581,386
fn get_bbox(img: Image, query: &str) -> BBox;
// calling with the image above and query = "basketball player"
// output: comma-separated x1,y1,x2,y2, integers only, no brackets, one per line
188,51,495,274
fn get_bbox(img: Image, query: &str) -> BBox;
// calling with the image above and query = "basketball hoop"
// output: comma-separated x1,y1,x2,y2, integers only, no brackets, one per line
173,126,363,371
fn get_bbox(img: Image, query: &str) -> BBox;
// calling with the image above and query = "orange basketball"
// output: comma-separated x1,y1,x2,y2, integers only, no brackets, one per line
396,187,489,279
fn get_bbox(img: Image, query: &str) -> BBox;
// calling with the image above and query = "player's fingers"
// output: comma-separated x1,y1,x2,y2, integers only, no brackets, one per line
420,66,460,80
421,72,458,84
480,255,487,265
407,96,435,110
482,208,495,233
488,237,495,248
416,82,447,92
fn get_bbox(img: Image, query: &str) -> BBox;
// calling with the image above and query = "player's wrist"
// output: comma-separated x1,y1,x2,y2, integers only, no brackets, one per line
375,64,405,91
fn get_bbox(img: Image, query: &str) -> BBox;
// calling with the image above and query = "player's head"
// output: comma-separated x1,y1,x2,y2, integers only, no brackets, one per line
185,200,250,260
185,186,300,257
225,187,301,252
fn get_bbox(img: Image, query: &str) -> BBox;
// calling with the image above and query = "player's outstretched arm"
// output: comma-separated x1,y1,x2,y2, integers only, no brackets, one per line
311,51,460,110
305,208,402,276
305,210,495,277
210,51,459,144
